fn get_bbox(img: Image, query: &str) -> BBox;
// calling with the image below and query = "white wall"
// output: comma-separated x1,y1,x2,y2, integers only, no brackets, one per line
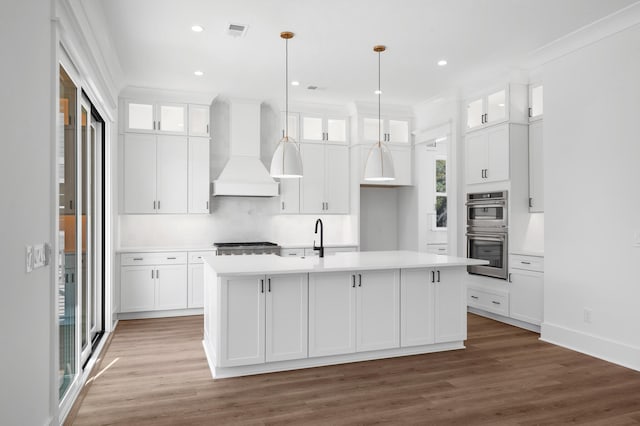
360,187,399,251
0,0,54,424
542,24,640,370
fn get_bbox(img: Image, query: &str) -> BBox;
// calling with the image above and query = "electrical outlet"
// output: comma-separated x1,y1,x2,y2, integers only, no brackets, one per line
33,244,46,268
583,308,592,324
26,245,33,273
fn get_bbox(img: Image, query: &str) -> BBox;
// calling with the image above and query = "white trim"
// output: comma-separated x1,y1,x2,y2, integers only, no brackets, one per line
541,322,640,372
522,2,640,70
120,86,216,106
413,121,452,144
117,308,204,320
467,307,541,333
203,340,464,379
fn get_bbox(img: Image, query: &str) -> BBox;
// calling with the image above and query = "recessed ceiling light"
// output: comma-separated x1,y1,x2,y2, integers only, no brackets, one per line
291,81,300,86
437,59,447,66
191,25,204,32
194,70,204,76
374,89,382,95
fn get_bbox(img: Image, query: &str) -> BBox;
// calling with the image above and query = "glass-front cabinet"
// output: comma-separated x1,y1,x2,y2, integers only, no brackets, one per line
300,113,347,143
529,83,543,120
125,100,187,135
362,117,410,143
466,87,507,131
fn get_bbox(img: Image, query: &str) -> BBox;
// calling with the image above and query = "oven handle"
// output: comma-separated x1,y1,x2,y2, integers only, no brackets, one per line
466,202,506,209
465,233,506,242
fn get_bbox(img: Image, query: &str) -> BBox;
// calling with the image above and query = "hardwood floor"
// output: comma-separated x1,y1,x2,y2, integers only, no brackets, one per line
69,314,640,425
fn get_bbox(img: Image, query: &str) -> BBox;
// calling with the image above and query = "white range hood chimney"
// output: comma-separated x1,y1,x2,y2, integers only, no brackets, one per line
213,99,279,197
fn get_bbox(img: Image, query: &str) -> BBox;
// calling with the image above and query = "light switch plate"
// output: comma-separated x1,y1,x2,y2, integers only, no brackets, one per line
33,244,46,268
26,245,33,273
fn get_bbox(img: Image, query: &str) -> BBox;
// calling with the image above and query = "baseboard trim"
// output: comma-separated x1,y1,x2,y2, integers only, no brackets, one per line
541,322,640,372
118,308,204,320
467,307,540,333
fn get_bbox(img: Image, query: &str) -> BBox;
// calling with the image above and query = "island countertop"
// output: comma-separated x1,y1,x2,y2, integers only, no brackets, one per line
203,250,488,276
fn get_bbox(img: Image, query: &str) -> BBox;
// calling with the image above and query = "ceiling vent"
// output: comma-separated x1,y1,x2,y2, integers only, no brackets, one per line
227,23,248,37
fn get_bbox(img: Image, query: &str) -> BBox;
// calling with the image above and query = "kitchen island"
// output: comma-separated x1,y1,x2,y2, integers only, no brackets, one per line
202,251,487,379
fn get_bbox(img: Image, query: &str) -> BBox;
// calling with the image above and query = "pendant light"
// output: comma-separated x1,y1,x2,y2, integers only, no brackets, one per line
270,31,303,178
364,45,395,182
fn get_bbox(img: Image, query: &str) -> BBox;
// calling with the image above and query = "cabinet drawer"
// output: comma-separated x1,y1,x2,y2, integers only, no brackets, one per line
188,251,213,264
280,248,305,257
510,255,544,272
467,288,509,316
121,252,187,266
426,244,448,255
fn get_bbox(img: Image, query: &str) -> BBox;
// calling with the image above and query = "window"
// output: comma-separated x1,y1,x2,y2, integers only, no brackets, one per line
434,157,447,230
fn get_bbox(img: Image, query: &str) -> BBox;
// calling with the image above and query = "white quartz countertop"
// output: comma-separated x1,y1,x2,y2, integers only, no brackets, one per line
204,250,488,276
279,243,359,249
117,246,215,253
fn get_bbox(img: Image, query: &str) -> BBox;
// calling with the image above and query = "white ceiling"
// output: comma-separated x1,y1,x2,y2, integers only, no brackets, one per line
95,0,638,106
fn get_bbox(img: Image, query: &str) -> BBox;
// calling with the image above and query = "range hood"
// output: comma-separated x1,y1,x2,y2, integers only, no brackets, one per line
213,99,279,197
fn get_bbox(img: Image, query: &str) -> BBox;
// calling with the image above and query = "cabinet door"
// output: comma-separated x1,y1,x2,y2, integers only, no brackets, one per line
529,120,544,212
279,178,300,213
156,265,188,310
486,124,510,183
188,104,210,136
121,266,155,312
123,133,157,213
389,145,412,185
219,275,265,367
486,89,507,125
125,100,155,133
466,97,484,130
188,137,210,214
157,103,187,134
356,270,400,352
388,119,410,143
434,268,466,343
401,269,435,347
300,143,326,213
188,264,204,308
265,274,308,362
309,272,356,357
301,114,324,142
280,112,300,141
529,83,543,120
464,131,488,185
324,144,349,213
326,117,347,143
156,135,188,213
509,269,543,325
363,117,381,142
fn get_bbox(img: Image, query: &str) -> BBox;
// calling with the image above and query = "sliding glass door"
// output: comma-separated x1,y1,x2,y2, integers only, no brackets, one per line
58,64,105,402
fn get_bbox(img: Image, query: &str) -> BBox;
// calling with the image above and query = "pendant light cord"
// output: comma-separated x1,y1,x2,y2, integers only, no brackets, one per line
378,49,381,147
285,37,289,140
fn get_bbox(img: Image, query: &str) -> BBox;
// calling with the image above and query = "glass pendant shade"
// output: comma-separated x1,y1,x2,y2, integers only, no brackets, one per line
270,136,303,178
364,141,395,181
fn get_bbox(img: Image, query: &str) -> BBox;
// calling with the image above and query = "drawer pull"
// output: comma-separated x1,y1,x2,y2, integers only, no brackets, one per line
470,295,479,299
167,257,177,260
492,300,501,305
133,257,143,261
520,261,531,265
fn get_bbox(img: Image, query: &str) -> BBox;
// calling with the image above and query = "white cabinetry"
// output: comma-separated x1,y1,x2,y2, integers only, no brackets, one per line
528,83,543,121
300,143,349,214
467,287,509,316
187,251,213,308
217,274,308,367
308,270,399,357
188,137,210,213
361,116,411,144
358,143,412,186
124,134,188,213
301,113,348,143
465,85,528,131
188,104,210,136
401,268,466,347
528,120,544,212
120,252,188,313
125,100,187,135
465,124,509,185
509,254,544,325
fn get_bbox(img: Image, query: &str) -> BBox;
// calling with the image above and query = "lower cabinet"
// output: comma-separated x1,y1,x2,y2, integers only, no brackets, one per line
187,264,204,308
401,268,466,347
155,265,189,310
308,270,400,357
121,264,187,312
509,254,544,325
218,273,308,367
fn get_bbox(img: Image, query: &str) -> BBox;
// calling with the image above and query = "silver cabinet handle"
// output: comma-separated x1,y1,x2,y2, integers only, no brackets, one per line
206,124,209,134
508,273,512,282
282,201,285,210
158,120,161,130
151,269,154,279
156,269,159,279
437,270,441,282
358,274,362,287
521,261,531,265
153,200,156,210
492,300,501,305
157,200,161,210
470,295,479,299
529,197,533,208
206,201,209,210
528,107,533,118
167,257,176,260
133,257,143,261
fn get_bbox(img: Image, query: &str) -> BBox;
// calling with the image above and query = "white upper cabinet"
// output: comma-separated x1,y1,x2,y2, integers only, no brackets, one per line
188,104,210,136
125,100,187,135
362,116,410,144
188,137,210,214
529,83,544,121
465,84,528,132
300,143,349,214
465,123,510,185
358,143,412,186
528,120,544,212
300,113,347,143
280,112,300,140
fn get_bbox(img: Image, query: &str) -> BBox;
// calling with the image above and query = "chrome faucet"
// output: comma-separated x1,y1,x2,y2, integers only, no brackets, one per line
313,218,324,258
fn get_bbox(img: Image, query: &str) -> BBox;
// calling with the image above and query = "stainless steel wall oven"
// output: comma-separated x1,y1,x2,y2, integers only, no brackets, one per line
466,191,508,280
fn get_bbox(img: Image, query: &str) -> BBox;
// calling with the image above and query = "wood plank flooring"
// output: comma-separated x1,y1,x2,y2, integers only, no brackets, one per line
69,314,640,425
